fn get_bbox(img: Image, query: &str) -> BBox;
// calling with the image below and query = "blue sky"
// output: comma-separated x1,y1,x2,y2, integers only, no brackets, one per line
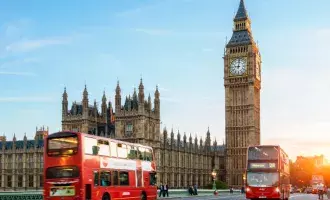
0,0,329,160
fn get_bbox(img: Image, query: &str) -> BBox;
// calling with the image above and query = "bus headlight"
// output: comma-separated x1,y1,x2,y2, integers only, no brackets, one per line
275,187,280,193
246,187,251,192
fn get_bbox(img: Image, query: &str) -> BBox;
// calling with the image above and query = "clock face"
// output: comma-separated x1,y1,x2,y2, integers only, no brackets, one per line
256,63,261,80
230,58,247,76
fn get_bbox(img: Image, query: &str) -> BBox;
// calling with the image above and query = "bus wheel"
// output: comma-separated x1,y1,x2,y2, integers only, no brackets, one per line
141,192,147,200
102,193,110,200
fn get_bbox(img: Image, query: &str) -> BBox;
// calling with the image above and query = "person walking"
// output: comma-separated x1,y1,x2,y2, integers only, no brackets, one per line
317,183,324,200
164,184,169,197
159,183,164,197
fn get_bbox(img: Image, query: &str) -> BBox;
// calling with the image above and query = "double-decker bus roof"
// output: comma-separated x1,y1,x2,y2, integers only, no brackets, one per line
47,131,153,150
248,145,288,157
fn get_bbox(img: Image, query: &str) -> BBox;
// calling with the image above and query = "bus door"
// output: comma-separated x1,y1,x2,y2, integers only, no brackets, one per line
92,170,100,199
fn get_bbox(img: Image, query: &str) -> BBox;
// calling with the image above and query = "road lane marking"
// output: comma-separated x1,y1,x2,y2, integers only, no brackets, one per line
203,194,244,199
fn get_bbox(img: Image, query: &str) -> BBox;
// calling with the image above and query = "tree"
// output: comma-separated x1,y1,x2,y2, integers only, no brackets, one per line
206,180,228,189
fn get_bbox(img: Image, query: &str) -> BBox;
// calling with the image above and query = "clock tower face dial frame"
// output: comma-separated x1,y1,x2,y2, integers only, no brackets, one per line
230,57,247,76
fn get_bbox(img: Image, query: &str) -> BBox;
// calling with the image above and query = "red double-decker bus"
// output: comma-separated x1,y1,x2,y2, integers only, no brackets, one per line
43,131,157,200
245,145,290,200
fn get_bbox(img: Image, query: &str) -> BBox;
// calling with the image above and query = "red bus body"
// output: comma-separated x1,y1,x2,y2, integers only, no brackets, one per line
245,145,290,200
43,131,157,200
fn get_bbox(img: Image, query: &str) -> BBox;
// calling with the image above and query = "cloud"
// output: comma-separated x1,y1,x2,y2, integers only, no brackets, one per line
2,18,33,38
0,96,55,103
6,37,71,52
0,71,36,76
0,58,39,69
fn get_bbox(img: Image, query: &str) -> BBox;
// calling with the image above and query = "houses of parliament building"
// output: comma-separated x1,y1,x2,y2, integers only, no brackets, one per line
0,0,261,190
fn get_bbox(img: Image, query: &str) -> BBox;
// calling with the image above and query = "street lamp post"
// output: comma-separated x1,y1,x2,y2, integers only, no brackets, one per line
211,170,217,190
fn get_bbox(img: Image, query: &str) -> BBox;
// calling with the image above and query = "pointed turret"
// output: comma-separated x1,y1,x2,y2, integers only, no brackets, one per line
115,80,121,113
138,78,145,103
183,132,187,143
62,87,68,118
102,91,107,116
205,127,211,149
94,99,98,116
13,133,16,142
227,0,254,47
213,137,218,151
189,133,192,143
234,0,248,21
82,84,89,113
83,84,88,100
23,133,27,141
133,88,138,110
148,93,152,111
154,85,160,117
163,127,168,138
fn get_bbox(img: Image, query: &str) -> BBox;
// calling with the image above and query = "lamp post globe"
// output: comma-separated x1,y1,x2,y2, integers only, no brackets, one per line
211,170,217,190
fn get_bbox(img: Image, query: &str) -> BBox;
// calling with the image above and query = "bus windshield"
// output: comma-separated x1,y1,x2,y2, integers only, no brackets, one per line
48,136,78,156
248,146,278,160
247,172,279,187
46,166,80,179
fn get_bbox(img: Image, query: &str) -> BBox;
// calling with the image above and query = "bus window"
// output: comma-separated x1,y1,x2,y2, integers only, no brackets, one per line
100,171,111,186
113,171,119,185
119,171,129,185
46,166,80,179
84,137,98,155
145,149,153,161
48,136,78,156
138,147,145,160
149,172,157,186
98,140,110,156
128,146,138,159
117,144,127,159
110,142,117,157
93,171,99,186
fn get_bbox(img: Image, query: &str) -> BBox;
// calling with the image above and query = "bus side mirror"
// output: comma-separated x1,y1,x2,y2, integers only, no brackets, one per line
92,146,100,155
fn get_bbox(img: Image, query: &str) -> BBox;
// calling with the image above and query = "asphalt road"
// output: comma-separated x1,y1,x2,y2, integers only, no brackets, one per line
161,193,329,199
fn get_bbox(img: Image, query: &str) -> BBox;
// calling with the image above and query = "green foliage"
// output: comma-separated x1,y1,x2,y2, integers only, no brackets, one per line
206,180,228,189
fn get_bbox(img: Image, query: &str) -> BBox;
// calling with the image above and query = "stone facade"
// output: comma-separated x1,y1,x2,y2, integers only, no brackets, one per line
0,127,47,191
224,0,261,187
62,79,226,188
158,128,225,188
62,85,116,138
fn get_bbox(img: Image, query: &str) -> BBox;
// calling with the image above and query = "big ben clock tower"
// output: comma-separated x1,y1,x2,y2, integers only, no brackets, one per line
224,0,261,187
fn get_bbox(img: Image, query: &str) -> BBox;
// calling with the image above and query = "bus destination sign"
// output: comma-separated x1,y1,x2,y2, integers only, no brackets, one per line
249,162,277,169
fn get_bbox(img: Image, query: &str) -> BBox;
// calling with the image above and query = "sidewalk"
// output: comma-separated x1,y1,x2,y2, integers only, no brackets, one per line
158,192,216,199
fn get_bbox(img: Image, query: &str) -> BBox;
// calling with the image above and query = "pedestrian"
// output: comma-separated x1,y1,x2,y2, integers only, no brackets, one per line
159,183,164,197
193,184,198,195
188,186,193,195
164,183,169,197
317,183,324,200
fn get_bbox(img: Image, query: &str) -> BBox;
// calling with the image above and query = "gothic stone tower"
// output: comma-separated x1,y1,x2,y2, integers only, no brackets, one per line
114,79,161,169
224,0,261,187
